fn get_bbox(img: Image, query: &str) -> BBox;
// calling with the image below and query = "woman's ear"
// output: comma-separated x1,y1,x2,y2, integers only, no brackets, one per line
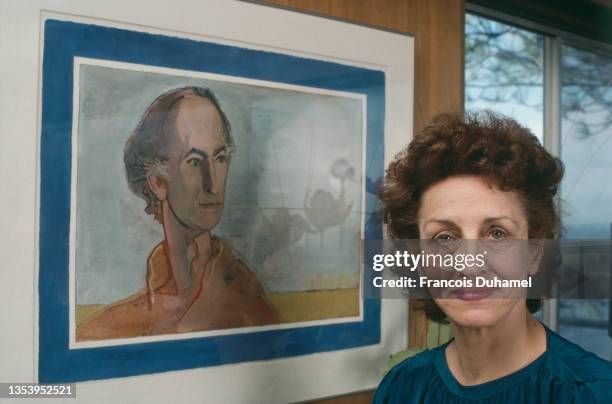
528,241,544,276
147,175,168,201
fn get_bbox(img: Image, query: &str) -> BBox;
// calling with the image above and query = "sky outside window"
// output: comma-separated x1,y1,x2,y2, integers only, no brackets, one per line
465,13,544,141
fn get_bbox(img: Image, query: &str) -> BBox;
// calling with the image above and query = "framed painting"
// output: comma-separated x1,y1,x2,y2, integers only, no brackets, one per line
2,0,413,402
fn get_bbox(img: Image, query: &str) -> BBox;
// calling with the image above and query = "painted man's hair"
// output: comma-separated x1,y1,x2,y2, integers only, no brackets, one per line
124,86,234,222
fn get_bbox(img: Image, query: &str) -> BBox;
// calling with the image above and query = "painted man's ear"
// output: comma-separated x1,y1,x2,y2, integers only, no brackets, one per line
147,175,168,201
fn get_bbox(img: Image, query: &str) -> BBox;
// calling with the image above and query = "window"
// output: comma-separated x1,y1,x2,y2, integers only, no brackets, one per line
465,8,612,361
465,13,544,140
559,45,612,360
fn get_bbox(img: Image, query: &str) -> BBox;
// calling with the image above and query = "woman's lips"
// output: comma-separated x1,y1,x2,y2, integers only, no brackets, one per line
450,288,496,301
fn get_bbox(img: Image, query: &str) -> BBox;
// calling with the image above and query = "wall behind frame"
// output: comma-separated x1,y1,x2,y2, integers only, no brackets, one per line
262,0,465,403
264,0,465,135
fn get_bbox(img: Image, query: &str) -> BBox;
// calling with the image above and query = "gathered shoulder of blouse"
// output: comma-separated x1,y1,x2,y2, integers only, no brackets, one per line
374,325,612,403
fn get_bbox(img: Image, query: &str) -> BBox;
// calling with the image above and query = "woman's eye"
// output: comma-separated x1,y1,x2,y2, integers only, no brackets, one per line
434,233,456,245
489,228,507,240
215,154,227,163
187,158,201,167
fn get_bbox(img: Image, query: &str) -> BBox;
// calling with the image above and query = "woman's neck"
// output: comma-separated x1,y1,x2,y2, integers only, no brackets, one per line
445,304,546,386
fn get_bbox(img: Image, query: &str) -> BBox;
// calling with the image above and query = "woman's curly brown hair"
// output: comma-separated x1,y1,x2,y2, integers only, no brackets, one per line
380,110,564,322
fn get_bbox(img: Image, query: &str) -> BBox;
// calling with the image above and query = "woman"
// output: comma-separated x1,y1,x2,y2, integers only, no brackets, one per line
374,111,612,403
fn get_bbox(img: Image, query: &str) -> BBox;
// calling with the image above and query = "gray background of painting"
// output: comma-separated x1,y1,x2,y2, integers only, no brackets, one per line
76,64,364,305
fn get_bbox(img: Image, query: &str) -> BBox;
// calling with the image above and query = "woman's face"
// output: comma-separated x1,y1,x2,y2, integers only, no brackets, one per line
418,175,534,328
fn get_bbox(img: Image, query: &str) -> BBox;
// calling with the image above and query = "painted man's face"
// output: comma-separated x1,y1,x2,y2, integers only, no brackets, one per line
163,95,229,232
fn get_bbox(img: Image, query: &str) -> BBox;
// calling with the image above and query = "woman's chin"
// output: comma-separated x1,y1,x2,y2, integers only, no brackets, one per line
436,298,517,328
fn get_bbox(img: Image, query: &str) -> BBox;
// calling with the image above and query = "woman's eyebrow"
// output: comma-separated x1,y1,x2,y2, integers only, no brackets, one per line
483,216,519,226
423,216,520,229
423,219,460,229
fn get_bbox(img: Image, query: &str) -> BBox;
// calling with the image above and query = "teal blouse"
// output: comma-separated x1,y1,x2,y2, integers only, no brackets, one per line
374,325,612,403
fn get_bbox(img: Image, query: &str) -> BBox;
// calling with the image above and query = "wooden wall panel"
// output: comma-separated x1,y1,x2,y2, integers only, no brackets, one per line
412,0,465,134
260,1,465,402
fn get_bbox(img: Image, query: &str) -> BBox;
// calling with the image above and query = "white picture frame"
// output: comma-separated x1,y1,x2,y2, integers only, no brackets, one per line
0,0,413,402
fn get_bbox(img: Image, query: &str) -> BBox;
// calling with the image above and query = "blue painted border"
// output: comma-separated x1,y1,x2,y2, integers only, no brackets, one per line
39,19,384,383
